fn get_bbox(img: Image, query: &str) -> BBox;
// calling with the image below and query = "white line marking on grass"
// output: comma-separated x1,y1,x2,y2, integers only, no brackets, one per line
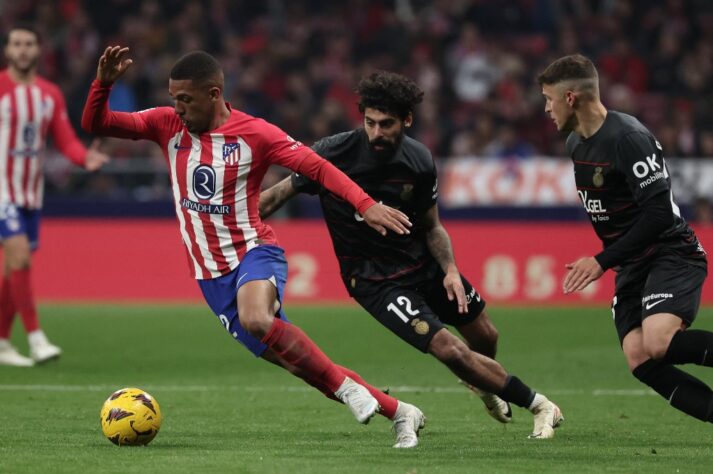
0,384,657,396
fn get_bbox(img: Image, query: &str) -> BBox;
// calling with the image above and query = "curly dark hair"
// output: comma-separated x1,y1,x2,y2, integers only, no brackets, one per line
356,71,424,120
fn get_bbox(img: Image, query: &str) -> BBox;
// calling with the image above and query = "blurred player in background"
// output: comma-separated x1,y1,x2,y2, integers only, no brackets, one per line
539,54,713,424
0,24,108,367
260,71,564,439
83,46,426,448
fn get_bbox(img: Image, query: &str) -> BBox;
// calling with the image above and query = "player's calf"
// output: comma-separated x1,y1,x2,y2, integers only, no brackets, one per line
633,358,713,422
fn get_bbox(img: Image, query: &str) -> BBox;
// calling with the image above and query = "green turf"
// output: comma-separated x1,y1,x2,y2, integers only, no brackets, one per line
1,304,711,473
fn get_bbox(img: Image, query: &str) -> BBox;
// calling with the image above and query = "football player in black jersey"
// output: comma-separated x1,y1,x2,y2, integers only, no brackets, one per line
260,71,564,439
539,54,713,424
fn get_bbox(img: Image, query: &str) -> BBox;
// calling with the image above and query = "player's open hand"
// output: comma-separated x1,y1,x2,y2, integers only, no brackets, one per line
563,256,603,294
97,46,133,84
84,138,109,171
443,265,468,314
363,203,412,236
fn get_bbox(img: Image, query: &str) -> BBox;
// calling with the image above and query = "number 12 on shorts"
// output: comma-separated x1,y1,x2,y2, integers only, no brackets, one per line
387,296,420,323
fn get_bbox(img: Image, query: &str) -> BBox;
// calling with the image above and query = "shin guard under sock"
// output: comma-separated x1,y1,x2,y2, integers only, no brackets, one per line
633,359,713,422
8,269,39,333
0,277,15,338
291,364,399,419
261,318,345,392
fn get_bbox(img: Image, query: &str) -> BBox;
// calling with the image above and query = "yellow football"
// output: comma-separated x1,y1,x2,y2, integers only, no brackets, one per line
100,387,162,446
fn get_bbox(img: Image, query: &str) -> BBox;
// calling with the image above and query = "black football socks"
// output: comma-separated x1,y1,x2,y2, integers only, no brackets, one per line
633,358,713,422
662,330,713,367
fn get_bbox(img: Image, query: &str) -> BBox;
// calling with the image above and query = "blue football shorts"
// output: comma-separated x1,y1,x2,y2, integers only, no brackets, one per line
198,245,289,357
0,204,41,250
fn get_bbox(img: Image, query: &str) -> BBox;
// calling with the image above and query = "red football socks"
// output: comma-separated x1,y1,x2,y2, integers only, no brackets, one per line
260,318,400,419
8,269,39,333
261,318,345,393
0,277,14,338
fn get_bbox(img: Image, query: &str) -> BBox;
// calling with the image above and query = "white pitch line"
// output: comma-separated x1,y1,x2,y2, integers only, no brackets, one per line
0,384,656,396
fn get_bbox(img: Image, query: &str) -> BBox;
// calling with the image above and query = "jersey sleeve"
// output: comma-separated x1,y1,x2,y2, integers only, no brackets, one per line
290,172,321,195
594,190,674,270
81,80,168,143
594,132,674,270
48,87,87,166
616,131,670,203
261,122,376,214
289,136,335,195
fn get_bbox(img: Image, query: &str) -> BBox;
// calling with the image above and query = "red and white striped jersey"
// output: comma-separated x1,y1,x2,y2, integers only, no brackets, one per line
0,70,86,209
83,80,375,280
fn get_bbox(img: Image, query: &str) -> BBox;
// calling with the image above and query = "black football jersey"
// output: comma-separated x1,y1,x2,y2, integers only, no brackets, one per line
566,110,705,268
292,129,438,287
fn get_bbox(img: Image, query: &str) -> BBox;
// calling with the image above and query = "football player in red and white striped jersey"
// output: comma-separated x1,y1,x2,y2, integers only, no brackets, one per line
83,47,426,447
0,25,109,367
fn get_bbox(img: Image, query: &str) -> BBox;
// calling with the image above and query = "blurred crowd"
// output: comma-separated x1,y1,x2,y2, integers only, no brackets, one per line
2,0,713,208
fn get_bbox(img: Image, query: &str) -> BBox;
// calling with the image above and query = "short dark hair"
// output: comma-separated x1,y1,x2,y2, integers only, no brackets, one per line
356,71,424,120
536,54,598,86
170,51,222,86
4,23,41,46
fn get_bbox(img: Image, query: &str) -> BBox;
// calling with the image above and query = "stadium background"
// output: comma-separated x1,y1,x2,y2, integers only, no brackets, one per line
2,0,713,305
3,3,713,472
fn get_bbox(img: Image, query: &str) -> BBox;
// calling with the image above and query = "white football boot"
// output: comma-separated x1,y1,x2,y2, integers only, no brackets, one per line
528,393,564,439
392,401,426,448
0,339,34,367
28,330,62,363
334,376,379,424
459,379,513,423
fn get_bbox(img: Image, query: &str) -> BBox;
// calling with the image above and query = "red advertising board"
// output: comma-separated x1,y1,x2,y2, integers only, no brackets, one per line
12,219,713,305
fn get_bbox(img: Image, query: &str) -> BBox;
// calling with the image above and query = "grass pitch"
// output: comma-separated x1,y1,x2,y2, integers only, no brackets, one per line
0,304,711,473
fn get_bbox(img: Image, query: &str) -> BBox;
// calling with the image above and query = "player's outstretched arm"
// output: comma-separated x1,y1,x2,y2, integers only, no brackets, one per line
97,46,133,84
82,46,156,141
259,177,298,219
422,204,468,313
270,139,412,235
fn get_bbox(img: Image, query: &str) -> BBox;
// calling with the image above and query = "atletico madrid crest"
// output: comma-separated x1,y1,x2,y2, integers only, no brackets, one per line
222,142,240,165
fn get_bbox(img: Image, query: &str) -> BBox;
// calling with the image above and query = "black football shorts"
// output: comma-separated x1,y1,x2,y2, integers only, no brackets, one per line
612,254,707,344
351,271,486,353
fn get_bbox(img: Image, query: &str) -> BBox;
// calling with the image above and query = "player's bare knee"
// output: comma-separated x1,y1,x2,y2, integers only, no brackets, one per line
625,351,649,372
622,329,650,371
3,245,31,270
238,310,273,338
5,255,30,271
642,329,677,360
643,339,670,361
